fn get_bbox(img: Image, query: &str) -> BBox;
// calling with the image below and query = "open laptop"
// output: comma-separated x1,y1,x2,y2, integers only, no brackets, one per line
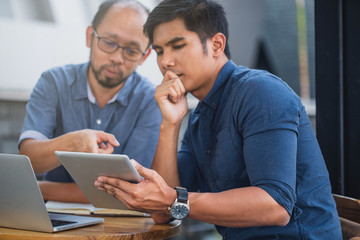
0,153,104,233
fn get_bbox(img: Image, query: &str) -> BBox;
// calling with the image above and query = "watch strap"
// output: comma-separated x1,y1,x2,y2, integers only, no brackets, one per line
175,187,188,203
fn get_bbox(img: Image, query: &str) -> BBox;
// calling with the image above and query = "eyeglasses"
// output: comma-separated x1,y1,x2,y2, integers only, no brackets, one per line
93,30,146,62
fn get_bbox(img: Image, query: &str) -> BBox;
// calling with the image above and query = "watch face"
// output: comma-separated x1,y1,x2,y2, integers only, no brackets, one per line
171,203,189,219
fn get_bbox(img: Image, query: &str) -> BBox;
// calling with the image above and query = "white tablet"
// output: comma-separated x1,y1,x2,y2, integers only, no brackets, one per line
55,151,141,210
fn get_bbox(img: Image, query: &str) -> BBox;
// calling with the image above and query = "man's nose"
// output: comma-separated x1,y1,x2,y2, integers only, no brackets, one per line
160,51,175,69
109,48,125,63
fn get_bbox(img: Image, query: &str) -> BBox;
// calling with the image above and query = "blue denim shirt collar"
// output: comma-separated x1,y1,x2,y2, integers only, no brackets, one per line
194,60,237,114
73,61,135,107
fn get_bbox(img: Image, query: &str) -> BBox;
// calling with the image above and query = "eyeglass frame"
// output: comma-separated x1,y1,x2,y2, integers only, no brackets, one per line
92,29,147,62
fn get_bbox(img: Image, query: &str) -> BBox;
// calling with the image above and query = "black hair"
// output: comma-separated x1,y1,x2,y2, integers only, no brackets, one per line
143,0,230,59
92,0,150,31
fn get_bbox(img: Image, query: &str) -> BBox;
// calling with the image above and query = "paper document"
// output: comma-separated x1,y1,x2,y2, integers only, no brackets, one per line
45,201,149,217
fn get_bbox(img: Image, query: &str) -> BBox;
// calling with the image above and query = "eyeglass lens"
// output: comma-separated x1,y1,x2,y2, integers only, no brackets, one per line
96,35,144,61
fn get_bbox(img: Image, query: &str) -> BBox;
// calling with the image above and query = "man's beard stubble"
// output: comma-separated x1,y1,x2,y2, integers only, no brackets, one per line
90,63,127,89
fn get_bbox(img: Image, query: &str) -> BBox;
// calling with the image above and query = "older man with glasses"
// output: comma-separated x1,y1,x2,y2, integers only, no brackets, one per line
18,0,162,203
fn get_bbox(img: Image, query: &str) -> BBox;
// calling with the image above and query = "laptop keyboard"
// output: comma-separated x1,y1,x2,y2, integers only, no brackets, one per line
51,219,77,227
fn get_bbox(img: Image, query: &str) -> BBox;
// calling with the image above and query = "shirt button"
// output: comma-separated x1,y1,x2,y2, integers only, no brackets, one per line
210,182,215,188
205,149,211,154
212,102,216,107
96,119,102,125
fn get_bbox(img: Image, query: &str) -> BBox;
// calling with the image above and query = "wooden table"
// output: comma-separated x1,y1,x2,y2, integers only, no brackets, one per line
0,216,181,240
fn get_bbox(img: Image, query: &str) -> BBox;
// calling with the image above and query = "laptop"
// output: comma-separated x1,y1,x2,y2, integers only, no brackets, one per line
0,153,104,233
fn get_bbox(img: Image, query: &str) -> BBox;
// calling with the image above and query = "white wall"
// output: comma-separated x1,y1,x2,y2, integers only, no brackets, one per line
0,0,162,100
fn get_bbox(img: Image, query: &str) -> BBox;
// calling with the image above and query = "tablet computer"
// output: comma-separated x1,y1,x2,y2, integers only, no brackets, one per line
55,151,141,210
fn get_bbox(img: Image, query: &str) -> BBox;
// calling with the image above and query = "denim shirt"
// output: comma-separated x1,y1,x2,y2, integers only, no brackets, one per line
19,62,162,182
178,61,341,239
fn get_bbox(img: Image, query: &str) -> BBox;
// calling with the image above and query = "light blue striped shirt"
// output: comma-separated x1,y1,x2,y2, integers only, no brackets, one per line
20,62,162,182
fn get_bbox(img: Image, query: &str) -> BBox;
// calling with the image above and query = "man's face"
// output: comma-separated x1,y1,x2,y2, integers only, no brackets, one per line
152,18,215,98
87,6,149,88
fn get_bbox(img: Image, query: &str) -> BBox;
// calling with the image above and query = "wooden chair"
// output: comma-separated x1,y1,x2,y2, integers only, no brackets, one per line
333,194,360,239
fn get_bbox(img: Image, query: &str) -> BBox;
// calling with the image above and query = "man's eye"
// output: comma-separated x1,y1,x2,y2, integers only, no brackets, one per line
102,39,118,48
155,50,163,55
124,48,139,56
173,44,186,50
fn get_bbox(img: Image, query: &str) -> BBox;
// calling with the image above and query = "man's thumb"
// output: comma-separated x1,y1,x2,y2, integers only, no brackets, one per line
131,159,152,179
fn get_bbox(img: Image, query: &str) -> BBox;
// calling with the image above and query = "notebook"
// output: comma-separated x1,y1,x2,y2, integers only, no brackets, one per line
45,200,149,217
0,153,104,233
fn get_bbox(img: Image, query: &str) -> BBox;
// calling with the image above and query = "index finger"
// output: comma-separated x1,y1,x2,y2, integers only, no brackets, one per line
163,70,179,83
96,131,120,147
98,143,114,154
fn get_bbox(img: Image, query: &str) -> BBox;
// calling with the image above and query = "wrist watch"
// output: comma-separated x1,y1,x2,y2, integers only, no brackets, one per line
169,187,190,220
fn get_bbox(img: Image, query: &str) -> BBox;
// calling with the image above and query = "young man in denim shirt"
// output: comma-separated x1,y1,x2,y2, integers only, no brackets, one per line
95,0,342,239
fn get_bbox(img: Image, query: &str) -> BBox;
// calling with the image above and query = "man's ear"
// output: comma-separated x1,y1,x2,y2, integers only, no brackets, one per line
138,47,152,65
211,32,226,57
86,26,94,48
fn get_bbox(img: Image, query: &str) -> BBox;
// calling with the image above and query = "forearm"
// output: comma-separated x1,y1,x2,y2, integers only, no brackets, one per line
19,136,73,173
189,187,290,228
151,122,181,187
19,129,118,174
39,181,89,203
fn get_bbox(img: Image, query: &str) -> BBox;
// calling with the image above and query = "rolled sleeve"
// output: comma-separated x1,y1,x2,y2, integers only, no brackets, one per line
244,129,298,217
257,180,297,217
234,74,301,216
18,130,49,146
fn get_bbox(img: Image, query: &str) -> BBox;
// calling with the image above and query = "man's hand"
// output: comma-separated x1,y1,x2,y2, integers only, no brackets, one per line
94,160,176,222
19,129,120,173
68,129,120,154
155,71,188,126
